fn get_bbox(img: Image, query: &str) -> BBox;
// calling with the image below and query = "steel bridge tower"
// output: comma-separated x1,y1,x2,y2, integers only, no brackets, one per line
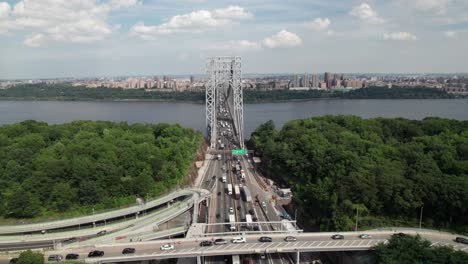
206,56,244,149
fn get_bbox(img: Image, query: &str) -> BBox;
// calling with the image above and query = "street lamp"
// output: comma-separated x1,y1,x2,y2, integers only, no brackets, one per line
355,207,359,232
419,206,424,229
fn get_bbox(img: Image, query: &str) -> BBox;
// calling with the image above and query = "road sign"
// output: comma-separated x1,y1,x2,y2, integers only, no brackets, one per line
231,149,246,155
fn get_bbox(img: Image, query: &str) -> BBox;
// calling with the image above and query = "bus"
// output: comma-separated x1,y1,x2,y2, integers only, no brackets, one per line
234,184,241,200
242,186,252,202
229,214,236,231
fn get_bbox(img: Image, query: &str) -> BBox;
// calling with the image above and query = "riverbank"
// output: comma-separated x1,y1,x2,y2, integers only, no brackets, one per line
0,84,464,103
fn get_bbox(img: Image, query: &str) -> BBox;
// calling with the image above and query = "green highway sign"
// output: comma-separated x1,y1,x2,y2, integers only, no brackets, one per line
231,149,246,155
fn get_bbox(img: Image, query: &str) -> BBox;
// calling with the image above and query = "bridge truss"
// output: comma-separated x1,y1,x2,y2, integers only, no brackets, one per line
206,56,244,149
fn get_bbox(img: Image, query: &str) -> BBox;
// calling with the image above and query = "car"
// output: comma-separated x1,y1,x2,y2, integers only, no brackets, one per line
160,244,175,251
47,255,63,262
248,209,255,215
9,258,18,264
229,207,234,213
259,236,273,242
97,230,107,236
65,253,79,260
284,236,297,242
331,234,344,240
218,191,222,196
260,254,266,260
261,201,267,207
214,238,228,245
200,241,213,247
394,232,407,238
122,248,136,254
231,236,246,243
359,234,372,239
63,237,77,244
88,250,104,257
455,237,468,244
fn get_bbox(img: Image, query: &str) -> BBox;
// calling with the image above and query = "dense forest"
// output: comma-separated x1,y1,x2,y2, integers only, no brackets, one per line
374,235,468,263
0,120,202,219
248,116,468,233
0,84,460,103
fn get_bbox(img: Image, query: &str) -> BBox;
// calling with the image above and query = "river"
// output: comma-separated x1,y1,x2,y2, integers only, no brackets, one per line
0,99,467,137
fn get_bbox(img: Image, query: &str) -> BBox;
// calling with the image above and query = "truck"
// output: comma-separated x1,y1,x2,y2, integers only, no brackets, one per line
232,255,240,264
281,219,298,233
220,143,225,149
222,173,227,183
245,214,253,230
242,186,252,202
217,154,222,160
234,184,241,200
229,214,236,231
227,184,233,195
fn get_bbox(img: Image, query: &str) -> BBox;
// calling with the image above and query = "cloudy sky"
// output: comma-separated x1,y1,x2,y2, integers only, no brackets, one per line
0,0,467,79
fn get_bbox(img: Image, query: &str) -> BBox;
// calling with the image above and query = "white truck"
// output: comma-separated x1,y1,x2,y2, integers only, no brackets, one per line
227,183,233,195
222,174,227,183
229,214,236,231
217,154,222,160
245,214,253,230
232,255,240,264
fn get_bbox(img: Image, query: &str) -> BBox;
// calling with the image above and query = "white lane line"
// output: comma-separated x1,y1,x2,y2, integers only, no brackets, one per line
291,242,301,247
324,241,332,247
316,241,325,247
341,240,350,247
299,241,309,248
309,241,319,247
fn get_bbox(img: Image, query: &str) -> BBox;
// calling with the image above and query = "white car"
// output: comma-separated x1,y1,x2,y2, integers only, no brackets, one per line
160,244,175,251
231,237,246,243
359,234,372,239
229,207,234,213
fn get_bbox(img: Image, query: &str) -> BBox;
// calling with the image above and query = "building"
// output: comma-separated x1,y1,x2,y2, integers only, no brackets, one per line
302,74,310,87
311,74,319,88
292,75,300,88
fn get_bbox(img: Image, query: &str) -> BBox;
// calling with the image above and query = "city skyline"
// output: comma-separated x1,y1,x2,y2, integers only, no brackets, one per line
0,0,467,79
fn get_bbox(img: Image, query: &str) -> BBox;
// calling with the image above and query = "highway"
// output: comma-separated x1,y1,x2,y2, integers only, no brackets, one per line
37,230,468,263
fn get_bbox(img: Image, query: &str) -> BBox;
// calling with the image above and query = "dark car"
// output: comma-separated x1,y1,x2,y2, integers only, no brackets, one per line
214,238,227,245
259,236,273,242
331,234,344,240
47,255,63,262
63,237,77,244
88,250,105,257
65,253,79,260
200,241,213,247
122,248,136,254
97,230,107,236
455,237,468,244
394,232,407,238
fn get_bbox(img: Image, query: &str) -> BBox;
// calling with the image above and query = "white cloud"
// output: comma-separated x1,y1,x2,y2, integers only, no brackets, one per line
444,31,457,38
262,30,302,48
350,3,385,24
23,33,46,47
383,32,418,41
0,0,138,46
130,6,252,39
305,18,330,31
208,40,262,52
0,2,10,19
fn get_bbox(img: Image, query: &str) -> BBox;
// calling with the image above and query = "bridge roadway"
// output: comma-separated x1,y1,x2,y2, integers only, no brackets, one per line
0,189,202,236
41,229,468,263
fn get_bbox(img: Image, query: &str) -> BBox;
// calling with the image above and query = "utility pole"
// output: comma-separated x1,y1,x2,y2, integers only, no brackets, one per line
355,207,359,232
419,206,424,229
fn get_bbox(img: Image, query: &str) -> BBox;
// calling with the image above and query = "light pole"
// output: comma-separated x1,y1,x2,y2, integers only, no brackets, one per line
355,207,359,232
419,206,424,229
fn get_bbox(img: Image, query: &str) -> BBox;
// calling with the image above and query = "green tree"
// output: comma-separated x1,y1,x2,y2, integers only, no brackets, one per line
17,250,44,264
6,189,42,218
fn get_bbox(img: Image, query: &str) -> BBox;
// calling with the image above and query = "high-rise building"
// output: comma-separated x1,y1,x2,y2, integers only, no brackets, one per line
311,74,319,88
324,72,332,88
302,73,310,87
293,75,300,87
190,76,195,83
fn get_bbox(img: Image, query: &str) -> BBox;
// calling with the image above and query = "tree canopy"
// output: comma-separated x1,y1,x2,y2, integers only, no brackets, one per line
374,234,468,264
0,120,202,219
248,116,468,233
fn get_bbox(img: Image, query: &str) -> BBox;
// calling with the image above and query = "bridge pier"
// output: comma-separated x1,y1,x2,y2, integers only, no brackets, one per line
290,251,300,264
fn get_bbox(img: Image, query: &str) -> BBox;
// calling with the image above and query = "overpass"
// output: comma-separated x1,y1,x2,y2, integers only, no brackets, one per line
41,229,468,263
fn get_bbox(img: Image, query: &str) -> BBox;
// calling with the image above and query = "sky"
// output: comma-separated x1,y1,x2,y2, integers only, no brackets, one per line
0,0,467,79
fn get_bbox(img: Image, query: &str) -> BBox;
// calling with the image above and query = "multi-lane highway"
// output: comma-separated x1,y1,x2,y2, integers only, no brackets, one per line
37,230,468,263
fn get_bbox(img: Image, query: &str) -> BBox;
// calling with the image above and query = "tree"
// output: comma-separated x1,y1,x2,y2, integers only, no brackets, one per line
17,250,44,264
6,189,42,218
